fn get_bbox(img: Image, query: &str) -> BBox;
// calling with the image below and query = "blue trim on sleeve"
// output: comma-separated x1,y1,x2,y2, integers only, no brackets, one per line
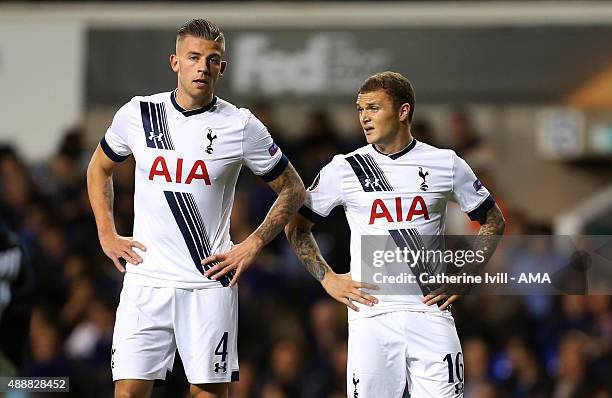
467,194,496,224
298,205,326,224
260,154,289,182
100,137,129,162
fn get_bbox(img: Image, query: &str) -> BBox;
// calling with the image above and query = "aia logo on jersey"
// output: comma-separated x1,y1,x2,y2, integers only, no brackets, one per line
369,196,430,224
149,156,211,185
418,167,429,191
205,128,217,154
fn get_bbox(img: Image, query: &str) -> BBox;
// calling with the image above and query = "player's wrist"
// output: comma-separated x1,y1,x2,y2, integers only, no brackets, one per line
246,234,265,252
320,269,335,287
98,228,118,241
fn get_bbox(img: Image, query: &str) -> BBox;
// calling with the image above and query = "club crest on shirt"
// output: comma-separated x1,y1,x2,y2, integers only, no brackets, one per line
418,167,429,191
205,128,217,154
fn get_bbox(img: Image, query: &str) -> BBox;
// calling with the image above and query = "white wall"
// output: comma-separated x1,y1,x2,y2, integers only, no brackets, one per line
0,22,84,161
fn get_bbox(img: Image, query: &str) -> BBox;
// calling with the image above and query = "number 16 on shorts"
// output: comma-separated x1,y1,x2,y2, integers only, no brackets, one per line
443,352,464,395
213,331,229,374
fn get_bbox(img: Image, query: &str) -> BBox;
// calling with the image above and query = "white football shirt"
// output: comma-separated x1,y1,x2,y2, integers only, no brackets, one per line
300,140,494,320
102,91,287,288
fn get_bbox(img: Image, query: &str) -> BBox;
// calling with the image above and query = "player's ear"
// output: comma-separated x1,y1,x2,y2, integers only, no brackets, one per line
219,60,227,77
398,103,411,122
170,54,179,73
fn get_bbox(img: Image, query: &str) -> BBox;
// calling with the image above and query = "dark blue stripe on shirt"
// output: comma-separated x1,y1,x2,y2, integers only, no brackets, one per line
261,154,289,182
100,137,129,162
298,205,326,224
467,194,496,225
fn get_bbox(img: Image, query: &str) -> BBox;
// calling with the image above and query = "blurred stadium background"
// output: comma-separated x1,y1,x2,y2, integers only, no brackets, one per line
1,1,612,397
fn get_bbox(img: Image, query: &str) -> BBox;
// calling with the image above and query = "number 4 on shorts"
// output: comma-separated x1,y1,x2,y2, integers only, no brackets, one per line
215,331,229,362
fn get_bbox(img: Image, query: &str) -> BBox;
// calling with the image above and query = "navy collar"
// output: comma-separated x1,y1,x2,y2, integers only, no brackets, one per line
372,139,417,160
171,91,217,117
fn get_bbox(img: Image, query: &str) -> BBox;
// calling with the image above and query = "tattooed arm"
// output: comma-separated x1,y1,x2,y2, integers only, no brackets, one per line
284,213,378,311
87,145,145,272
470,204,506,271
423,204,506,310
204,163,306,286
253,163,306,247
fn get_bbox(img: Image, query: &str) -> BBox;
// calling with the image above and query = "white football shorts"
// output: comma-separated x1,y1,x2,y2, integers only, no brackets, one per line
347,311,464,398
111,283,239,384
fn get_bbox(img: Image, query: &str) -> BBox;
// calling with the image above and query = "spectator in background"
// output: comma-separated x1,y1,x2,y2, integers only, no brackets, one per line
463,337,492,398
34,126,88,202
551,331,597,398
230,360,256,398
471,383,501,398
308,299,346,356
64,297,115,396
586,296,612,389
449,111,484,157
0,145,39,226
251,102,296,163
261,338,306,398
296,109,342,184
23,307,72,378
504,335,552,398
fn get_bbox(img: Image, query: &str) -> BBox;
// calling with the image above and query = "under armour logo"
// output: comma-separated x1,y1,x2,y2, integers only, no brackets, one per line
352,373,359,398
418,166,429,191
148,131,164,142
206,128,217,154
214,362,227,373
364,177,380,188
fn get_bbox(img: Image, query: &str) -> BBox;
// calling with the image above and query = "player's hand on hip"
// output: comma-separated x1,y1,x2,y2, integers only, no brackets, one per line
321,272,379,312
422,284,463,311
99,233,146,272
202,236,262,287
423,293,461,311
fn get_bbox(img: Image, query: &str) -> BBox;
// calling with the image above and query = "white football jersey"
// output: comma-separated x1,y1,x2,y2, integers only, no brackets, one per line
102,91,287,288
300,140,494,320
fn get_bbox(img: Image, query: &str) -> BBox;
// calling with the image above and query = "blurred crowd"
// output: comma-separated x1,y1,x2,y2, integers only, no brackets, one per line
0,107,611,398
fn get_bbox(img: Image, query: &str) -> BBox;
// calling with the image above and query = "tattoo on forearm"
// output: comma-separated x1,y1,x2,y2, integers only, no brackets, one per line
103,177,114,213
469,205,506,275
286,225,331,282
253,165,305,246
440,205,505,295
